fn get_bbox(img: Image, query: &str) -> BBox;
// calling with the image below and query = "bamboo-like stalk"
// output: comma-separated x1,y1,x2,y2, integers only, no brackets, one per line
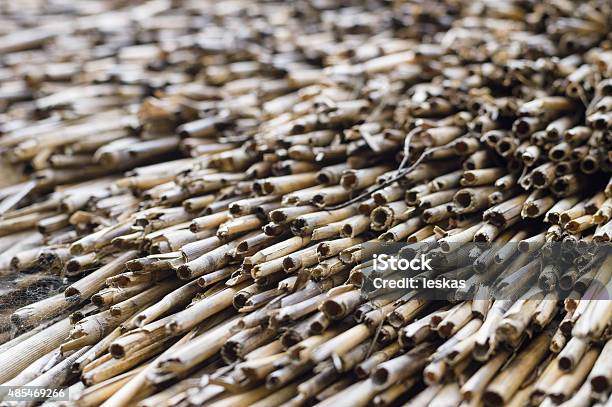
11,292,77,328
19,347,90,406
101,329,197,407
76,366,147,406
64,251,138,300
371,342,435,388
483,331,552,406
0,348,56,391
590,339,612,395
0,317,71,383
83,340,169,385
165,283,247,335
558,337,588,371
549,348,599,403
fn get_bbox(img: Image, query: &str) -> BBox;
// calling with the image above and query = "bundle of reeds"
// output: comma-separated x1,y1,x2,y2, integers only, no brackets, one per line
0,0,611,406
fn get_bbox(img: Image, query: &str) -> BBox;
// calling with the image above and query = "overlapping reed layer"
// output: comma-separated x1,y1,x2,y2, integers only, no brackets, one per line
0,0,611,406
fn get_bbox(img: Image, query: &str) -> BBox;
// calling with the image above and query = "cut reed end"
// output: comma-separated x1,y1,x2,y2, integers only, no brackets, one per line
371,367,389,386
341,224,354,237
166,320,181,336
312,194,326,208
269,210,286,223
482,132,500,146
482,390,504,407
439,241,451,253
463,161,476,171
473,260,486,273
338,248,357,264
125,259,144,271
348,271,364,287
387,312,404,329
517,240,530,252
437,322,454,338
549,393,565,404
282,257,299,273
473,341,491,361
558,275,574,291
454,190,472,209
69,243,85,256
559,212,573,225
593,116,608,130
371,207,391,230
318,243,331,258
551,178,568,195
405,191,419,205
372,193,386,206
514,119,530,135
236,241,249,253
549,149,566,161
176,264,193,280
496,140,513,156
454,139,472,154
71,359,86,374
378,231,395,242
591,376,610,394
309,319,327,334
519,176,532,190
65,259,82,274
221,341,241,364
252,181,264,195
531,171,547,188
228,204,241,216
538,274,555,292
109,343,126,359
559,319,573,336
523,203,539,218
233,292,250,309
266,373,282,390
486,212,505,228
566,83,580,98
340,172,357,189
290,219,308,236
580,157,598,173
358,201,375,215
263,222,283,236
565,220,580,233
59,202,72,213
133,314,147,327
64,286,80,298
320,300,343,319
462,172,476,184
316,173,331,185
522,153,536,166
547,212,561,225
90,294,105,308
262,182,275,195
280,330,302,348
558,356,573,371
150,242,167,254
354,364,368,379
